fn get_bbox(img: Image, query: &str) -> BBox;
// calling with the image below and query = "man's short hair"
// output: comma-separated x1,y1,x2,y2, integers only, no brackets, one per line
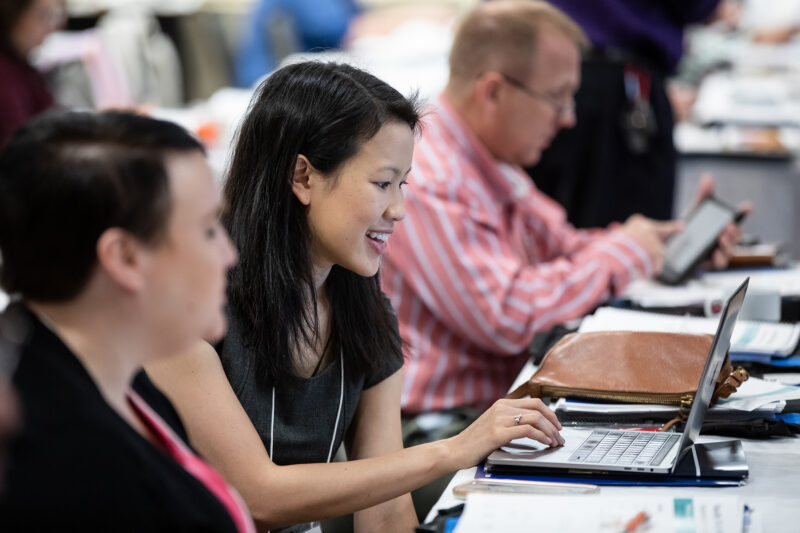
449,0,588,82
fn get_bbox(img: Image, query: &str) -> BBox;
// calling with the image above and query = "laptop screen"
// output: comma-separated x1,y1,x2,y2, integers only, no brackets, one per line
672,277,748,469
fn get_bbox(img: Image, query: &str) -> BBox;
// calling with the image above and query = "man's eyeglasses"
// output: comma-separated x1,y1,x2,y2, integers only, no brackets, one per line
498,72,575,118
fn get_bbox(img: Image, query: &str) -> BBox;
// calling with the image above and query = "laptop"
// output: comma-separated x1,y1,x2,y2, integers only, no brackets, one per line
486,278,750,479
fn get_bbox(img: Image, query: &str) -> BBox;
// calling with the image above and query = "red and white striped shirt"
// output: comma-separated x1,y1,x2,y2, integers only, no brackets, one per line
381,97,654,414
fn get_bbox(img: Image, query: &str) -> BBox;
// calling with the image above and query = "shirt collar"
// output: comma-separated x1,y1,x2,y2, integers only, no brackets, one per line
435,94,532,204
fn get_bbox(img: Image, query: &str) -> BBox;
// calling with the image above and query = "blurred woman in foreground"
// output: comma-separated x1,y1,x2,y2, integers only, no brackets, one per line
0,110,249,532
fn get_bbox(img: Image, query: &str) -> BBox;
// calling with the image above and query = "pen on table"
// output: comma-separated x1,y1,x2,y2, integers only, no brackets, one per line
452,478,599,498
623,511,649,533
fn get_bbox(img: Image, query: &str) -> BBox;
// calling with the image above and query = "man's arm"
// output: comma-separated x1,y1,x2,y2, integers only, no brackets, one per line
386,189,656,356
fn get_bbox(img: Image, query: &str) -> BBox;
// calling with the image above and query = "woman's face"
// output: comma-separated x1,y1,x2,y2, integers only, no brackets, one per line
303,121,414,281
10,0,64,57
144,152,237,350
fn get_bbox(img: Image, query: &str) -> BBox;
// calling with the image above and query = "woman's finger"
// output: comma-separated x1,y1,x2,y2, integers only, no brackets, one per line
509,409,563,446
506,424,556,447
505,397,562,430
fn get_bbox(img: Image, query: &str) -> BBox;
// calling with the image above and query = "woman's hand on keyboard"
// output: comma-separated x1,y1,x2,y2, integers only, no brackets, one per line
445,397,564,469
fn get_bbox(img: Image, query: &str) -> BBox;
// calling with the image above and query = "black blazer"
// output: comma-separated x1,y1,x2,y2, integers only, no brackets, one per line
0,305,239,532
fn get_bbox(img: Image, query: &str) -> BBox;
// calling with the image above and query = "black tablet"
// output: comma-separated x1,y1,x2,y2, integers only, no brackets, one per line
658,197,745,285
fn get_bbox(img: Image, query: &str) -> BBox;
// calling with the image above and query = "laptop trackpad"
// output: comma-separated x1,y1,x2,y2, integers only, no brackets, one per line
499,427,593,460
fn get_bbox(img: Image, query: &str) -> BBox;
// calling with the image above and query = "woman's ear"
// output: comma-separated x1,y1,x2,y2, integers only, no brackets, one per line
291,154,314,206
95,228,149,293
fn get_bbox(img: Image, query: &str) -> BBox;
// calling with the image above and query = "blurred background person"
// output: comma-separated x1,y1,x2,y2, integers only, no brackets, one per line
235,0,360,87
528,0,728,228
0,0,64,148
741,0,800,43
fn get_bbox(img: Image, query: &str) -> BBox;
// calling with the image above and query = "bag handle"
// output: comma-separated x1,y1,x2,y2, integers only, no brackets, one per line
713,366,749,401
660,366,749,432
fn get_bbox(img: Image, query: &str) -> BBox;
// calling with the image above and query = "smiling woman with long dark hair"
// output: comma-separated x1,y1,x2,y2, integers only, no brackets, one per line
147,61,563,533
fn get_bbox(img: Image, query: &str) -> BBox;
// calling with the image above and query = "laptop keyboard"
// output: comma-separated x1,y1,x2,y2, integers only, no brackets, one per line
568,430,680,467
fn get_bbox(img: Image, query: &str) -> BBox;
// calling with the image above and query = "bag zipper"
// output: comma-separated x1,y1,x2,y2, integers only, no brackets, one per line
541,385,696,406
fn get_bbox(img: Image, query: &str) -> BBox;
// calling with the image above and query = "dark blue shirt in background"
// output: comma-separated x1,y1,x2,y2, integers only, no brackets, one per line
548,0,721,73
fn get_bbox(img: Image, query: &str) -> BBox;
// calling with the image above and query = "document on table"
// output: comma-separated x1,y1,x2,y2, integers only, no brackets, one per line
622,266,800,305
454,494,746,533
580,307,800,357
692,72,800,127
762,373,800,386
553,376,794,415
715,376,800,411
620,265,800,307
620,278,725,307
701,266,800,296
551,379,796,421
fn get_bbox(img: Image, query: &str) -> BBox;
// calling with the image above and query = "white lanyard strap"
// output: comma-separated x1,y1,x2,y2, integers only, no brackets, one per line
326,352,344,463
269,350,344,464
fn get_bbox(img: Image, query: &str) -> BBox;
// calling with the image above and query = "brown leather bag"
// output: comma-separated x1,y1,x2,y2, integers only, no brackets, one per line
508,331,749,408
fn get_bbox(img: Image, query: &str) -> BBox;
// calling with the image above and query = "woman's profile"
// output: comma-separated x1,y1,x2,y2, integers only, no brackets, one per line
148,61,563,533
0,110,249,532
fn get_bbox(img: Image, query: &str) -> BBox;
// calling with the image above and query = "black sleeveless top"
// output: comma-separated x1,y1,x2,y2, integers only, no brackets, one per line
218,310,402,466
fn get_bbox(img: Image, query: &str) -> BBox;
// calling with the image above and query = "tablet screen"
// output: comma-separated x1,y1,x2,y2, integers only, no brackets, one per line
663,199,736,280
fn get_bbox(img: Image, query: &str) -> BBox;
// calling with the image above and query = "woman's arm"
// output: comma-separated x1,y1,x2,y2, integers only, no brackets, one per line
346,371,416,533
146,341,561,531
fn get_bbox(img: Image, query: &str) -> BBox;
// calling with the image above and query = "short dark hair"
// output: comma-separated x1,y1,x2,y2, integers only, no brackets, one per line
224,61,422,383
0,0,33,40
0,110,204,302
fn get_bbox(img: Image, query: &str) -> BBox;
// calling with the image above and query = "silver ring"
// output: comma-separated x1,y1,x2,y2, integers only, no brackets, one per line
514,414,523,425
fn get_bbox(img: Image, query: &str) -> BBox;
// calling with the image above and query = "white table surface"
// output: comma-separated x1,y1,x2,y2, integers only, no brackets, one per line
427,362,800,532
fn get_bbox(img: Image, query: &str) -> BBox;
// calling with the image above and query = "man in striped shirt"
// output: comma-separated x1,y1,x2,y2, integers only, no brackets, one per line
382,1,712,419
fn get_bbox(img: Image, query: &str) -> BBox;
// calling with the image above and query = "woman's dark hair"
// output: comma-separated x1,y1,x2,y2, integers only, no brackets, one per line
224,61,422,383
0,110,204,302
0,0,33,41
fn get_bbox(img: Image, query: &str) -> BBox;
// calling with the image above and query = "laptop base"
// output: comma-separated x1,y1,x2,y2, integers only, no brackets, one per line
671,440,748,479
486,440,748,481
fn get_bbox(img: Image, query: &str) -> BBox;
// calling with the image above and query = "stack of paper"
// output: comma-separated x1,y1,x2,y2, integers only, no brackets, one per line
763,373,800,386
552,377,800,427
454,494,749,533
579,307,800,365
692,72,800,127
716,377,800,411
620,278,726,308
623,266,800,304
